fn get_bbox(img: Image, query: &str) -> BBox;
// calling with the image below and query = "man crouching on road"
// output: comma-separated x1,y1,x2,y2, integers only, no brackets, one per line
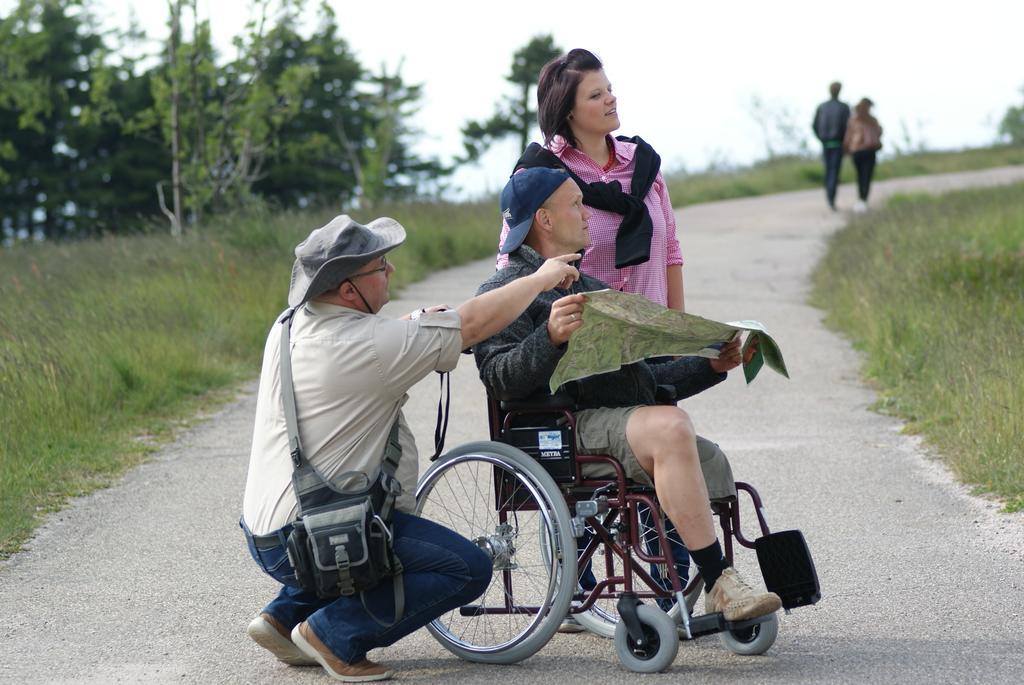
240,214,580,681
474,168,782,624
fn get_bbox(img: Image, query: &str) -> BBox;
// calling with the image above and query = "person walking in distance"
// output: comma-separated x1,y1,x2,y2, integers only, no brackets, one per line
812,81,851,210
844,98,883,213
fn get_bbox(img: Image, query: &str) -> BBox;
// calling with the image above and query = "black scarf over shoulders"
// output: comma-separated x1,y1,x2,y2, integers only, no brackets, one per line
513,135,661,269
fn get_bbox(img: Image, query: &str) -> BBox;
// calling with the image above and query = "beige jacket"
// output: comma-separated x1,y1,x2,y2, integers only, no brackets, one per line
243,303,464,534
844,115,883,153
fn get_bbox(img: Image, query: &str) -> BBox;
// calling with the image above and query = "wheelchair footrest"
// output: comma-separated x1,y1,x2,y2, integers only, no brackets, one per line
682,612,772,640
755,529,821,609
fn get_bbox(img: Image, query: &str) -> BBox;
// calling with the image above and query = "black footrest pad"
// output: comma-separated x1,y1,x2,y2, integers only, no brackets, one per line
755,529,821,609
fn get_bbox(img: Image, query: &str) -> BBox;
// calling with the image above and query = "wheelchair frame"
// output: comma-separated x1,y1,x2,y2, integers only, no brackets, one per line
414,393,817,672
494,398,769,610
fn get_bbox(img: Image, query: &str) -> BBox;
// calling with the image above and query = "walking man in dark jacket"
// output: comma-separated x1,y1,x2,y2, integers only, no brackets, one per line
474,167,782,623
813,81,851,210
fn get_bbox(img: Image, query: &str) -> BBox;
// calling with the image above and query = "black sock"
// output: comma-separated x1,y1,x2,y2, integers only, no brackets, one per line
689,540,727,592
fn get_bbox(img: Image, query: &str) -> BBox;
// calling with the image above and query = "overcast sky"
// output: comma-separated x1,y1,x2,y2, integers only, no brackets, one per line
13,0,1024,198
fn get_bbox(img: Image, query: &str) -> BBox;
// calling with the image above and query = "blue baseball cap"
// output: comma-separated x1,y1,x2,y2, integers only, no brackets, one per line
499,167,571,254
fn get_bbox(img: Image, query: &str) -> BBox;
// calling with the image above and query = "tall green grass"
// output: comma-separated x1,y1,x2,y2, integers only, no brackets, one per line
811,183,1024,510
667,144,1024,206
0,200,497,555
3,143,1023,555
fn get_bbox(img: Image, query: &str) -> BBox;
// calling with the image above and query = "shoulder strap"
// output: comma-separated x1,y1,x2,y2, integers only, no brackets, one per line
279,308,304,470
278,307,403,517
279,307,405,623
429,372,451,462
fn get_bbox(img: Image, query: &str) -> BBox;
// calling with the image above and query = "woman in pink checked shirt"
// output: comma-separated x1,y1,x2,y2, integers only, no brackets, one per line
496,48,686,312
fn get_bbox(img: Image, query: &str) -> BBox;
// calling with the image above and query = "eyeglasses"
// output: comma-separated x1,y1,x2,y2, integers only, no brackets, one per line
350,256,389,279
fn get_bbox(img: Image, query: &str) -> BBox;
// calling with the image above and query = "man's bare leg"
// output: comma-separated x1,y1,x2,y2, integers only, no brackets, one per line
626,405,715,549
626,405,781,621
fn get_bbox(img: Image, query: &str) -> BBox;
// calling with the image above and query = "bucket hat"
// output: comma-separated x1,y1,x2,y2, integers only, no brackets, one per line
288,215,405,307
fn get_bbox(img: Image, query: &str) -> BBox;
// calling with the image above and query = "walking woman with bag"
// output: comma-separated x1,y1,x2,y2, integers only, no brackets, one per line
844,98,884,212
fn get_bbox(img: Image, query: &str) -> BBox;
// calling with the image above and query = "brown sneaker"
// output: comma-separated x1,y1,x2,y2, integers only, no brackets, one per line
291,621,393,682
246,613,318,666
705,567,782,622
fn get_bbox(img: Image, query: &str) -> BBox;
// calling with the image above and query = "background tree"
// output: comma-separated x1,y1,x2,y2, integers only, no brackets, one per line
460,34,560,163
251,2,365,208
998,85,1024,145
0,0,106,241
0,0,451,244
0,0,170,241
251,3,449,209
77,46,173,235
748,94,810,160
131,0,317,230
0,0,52,187
338,60,450,206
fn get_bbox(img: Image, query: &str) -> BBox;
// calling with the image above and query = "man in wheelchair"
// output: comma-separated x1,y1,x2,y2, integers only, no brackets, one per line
473,168,782,624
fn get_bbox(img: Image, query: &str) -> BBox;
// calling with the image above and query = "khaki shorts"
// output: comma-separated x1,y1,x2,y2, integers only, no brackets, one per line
574,406,736,501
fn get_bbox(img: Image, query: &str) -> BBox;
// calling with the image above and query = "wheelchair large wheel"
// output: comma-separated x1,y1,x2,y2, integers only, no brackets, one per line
416,441,576,664
719,613,778,655
613,604,679,673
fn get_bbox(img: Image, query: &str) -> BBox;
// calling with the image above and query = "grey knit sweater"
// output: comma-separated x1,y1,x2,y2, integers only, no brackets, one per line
474,245,726,408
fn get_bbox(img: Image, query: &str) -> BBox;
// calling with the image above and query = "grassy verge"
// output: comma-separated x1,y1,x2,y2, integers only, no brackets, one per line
4,143,1023,557
666,144,1024,206
811,183,1024,511
0,200,497,556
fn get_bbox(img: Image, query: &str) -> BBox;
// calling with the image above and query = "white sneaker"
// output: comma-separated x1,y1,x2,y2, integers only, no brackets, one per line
853,200,868,213
557,615,586,633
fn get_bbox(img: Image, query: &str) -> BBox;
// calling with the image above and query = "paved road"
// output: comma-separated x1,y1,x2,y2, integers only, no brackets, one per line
3,168,1024,684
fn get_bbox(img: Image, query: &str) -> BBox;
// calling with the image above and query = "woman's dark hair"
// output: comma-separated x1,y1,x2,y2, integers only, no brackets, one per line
537,48,604,148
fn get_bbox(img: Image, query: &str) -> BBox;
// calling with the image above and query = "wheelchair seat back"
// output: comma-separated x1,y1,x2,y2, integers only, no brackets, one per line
486,392,578,484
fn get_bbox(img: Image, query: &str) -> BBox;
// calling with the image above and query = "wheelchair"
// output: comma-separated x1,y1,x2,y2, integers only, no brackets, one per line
415,388,819,673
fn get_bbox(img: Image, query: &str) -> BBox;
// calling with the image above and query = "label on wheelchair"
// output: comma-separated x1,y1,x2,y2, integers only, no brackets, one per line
537,430,563,455
503,424,576,483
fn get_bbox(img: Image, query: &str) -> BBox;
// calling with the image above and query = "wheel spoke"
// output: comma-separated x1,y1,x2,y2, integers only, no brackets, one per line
415,448,575,662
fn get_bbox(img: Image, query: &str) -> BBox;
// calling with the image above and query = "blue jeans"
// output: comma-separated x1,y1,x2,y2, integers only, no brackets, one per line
822,145,844,208
242,511,492,663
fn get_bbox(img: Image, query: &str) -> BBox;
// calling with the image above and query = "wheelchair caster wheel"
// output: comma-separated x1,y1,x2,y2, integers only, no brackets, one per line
719,613,778,655
576,585,700,640
613,604,678,673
